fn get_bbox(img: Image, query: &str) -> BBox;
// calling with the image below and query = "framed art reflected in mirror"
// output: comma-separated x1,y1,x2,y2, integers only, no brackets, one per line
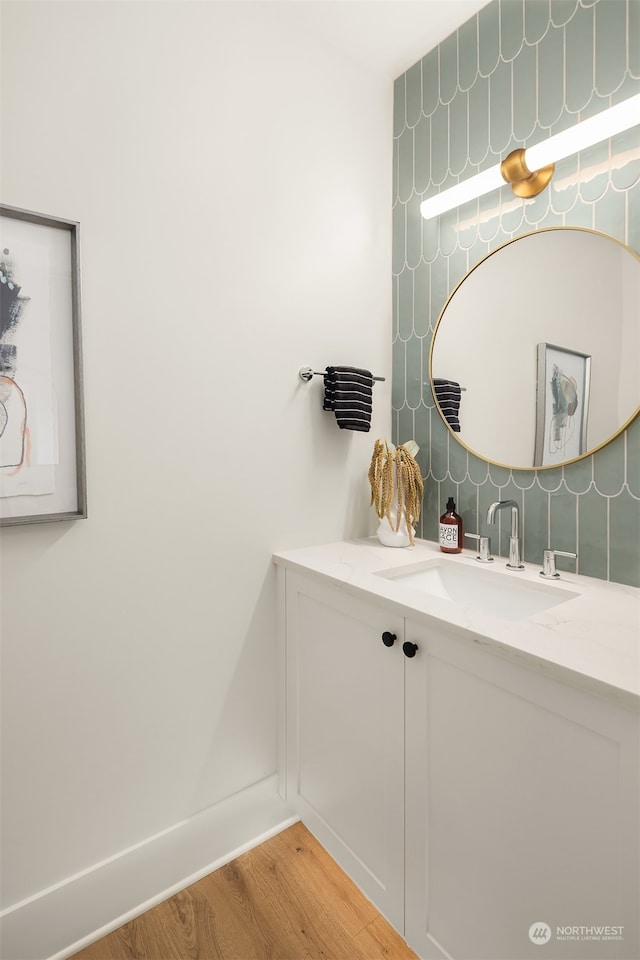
534,343,591,467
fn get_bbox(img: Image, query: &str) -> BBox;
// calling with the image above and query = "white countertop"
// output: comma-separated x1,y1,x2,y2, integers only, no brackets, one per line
273,538,640,706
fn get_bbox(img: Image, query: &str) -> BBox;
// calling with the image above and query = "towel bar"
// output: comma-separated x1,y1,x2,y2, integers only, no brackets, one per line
425,379,467,390
299,366,385,383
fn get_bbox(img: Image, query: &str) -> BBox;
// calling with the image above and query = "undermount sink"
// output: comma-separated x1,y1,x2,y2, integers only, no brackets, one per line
376,559,579,621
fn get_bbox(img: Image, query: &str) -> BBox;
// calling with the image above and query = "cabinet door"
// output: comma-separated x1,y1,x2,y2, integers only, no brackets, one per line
404,618,639,960
285,572,405,931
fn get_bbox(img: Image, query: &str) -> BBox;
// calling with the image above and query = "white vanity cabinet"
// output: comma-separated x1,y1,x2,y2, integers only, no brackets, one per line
282,570,406,931
404,618,639,960
278,561,639,960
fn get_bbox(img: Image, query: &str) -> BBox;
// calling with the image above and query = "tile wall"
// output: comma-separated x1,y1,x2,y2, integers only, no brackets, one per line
392,0,640,585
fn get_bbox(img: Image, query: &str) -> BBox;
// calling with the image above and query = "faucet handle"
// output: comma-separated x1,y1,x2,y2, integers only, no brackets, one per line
540,548,577,579
465,533,494,563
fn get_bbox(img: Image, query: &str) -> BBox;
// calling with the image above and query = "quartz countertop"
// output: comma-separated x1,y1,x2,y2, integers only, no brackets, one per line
273,538,640,706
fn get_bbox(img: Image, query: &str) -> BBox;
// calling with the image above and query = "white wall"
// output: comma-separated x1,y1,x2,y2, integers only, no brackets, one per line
0,0,392,911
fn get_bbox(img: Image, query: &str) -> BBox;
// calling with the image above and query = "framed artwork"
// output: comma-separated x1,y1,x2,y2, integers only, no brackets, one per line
0,204,86,525
534,342,591,468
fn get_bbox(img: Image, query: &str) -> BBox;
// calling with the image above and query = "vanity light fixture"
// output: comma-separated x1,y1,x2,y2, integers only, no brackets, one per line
420,93,640,220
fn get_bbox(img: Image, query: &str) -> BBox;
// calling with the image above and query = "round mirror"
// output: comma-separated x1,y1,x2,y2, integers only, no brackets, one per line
429,228,640,469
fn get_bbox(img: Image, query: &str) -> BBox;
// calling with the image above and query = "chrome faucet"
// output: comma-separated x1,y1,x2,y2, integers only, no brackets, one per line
486,500,524,570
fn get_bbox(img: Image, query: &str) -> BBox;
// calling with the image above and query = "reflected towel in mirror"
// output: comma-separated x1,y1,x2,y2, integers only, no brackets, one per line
433,378,462,432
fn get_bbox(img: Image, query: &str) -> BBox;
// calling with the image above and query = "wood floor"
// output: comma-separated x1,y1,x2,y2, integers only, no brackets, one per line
70,821,418,960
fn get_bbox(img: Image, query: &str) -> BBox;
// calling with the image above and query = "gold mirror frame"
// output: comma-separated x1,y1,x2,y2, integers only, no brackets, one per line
429,227,640,471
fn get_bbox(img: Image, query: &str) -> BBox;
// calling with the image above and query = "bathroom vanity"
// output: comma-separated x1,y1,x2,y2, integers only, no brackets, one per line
273,538,639,960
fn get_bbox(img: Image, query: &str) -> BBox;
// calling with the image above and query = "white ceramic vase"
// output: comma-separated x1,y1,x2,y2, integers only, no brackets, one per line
376,490,414,547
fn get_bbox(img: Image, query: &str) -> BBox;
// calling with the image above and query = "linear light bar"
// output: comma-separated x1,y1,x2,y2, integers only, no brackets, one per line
420,93,640,220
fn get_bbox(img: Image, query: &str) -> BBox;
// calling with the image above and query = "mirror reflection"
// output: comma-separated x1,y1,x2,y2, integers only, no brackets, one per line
429,228,640,469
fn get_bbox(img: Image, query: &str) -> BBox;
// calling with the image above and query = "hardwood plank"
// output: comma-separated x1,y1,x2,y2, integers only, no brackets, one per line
70,822,417,960
353,915,419,959
242,820,378,937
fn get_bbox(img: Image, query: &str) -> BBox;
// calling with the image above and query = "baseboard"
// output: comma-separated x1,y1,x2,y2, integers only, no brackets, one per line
0,776,297,960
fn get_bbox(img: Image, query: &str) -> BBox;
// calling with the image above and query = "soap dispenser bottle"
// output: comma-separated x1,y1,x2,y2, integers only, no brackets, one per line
439,496,463,554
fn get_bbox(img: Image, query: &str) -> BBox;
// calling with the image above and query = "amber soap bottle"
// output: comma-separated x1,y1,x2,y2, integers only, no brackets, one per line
439,496,463,554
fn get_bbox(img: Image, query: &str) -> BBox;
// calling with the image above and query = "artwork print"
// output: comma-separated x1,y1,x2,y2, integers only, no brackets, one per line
1,229,56,495
534,343,591,467
0,206,86,524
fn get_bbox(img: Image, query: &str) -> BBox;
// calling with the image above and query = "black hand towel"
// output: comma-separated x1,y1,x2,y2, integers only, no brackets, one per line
433,378,462,432
323,366,373,432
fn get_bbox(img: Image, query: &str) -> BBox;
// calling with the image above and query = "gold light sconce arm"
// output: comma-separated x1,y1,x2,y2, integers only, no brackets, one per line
500,149,555,199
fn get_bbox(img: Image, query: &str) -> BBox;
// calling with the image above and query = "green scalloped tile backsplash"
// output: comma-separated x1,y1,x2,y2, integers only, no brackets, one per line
392,0,640,586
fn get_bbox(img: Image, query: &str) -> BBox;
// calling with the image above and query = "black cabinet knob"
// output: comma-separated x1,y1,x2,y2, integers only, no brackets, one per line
382,631,397,647
403,641,418,658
